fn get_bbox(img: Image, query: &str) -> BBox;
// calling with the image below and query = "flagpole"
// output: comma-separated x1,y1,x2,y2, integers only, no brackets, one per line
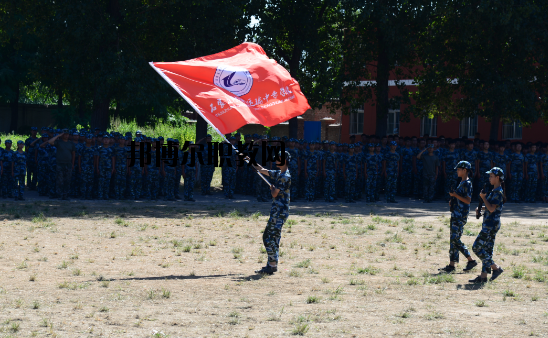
149,62,272,187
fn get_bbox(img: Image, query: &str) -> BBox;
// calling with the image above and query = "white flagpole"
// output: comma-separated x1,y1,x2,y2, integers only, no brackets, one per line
149,62,272,186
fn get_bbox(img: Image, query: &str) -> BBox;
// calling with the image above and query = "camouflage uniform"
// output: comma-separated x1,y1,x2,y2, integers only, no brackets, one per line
524,153,538,203
336,151,347,199
354,150,364,199
384,150,400,202
472,186,504,273
80,144,97,199
24,134,39,190
375,150,383,201
13,150,26,199
0,145,15,198
450,178,472,262
305,150,320,201
263,168,291,265
129,148,143,200
71,140,83,198
400,147,414,196
163,149,177,201
508,152,524,202
323,150,338,202
173,142,183,199
365,150,378,203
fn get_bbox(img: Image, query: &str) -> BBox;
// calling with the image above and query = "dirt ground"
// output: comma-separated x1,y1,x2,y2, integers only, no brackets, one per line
0,191,548,337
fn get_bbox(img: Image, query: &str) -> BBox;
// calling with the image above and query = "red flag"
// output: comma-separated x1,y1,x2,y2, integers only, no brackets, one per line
150,42,310,135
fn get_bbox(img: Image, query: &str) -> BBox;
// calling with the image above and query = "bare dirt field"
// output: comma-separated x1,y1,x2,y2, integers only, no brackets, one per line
1,193,548,337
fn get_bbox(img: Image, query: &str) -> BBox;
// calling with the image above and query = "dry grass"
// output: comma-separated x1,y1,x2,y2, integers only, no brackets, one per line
0,198,546,336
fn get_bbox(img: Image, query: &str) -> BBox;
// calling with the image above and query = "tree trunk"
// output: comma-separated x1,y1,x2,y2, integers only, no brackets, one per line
9,82,19,133
375,33,389,137
489,113,500,142
196,115,208,143
91,97,111,130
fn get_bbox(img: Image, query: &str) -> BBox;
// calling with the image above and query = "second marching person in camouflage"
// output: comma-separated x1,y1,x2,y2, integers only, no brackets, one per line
469,167,506,283
247,150,291,275
439,161,477,273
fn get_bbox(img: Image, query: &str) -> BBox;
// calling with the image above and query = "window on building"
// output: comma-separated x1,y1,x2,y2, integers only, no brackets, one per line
420,116,437,137
387,109,400,135
349,107,364,135
502,120,522,139
459,116,478,138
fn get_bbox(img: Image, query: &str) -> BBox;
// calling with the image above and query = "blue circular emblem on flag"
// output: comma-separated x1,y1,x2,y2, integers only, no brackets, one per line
213,65,253,97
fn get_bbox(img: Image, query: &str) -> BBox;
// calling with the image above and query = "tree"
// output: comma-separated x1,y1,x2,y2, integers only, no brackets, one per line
340,0,429,137
252,0,344,138
411,0,548,141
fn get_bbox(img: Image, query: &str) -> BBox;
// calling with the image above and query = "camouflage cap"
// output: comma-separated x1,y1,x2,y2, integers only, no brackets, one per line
5,139,12,144
390,141,398,146
486,167,504,179
17,140,24,145
278,150,291,163
454,161,471,170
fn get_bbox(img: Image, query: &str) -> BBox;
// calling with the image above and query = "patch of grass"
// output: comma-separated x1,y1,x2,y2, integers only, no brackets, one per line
162,288,171,298
57,261,69,269
406,277,419,285
306,295,320,304
357,266,381,275
17,261,28,270
424,274,455,284
289,270,302,277
512,265,527,279
72,268,82,276
296,259,311,268
99,306,109,312
292,323,310,335
503,289,517,297
475,300,487,307
424,311,444,320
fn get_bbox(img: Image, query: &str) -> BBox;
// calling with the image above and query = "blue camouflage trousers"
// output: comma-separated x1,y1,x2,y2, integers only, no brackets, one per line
422,175,436,201
183,174,195,200
400,170,413,196
263,212,288,264
27,161,38,190
345,173,356,202
510,171,523,202
200,165,214,194
174,168,182,197
472,221,501,273
223,167,236,197
365,171,376,202
13,169,26,198
129,168,142,199
147,170,160,200
115,167,126,199
0,171,14,198
525,175,538,202
37,165,49,196
289,167,299,200
445,173,458,201
80,166,94,199
98,168,112,199
449,217,471,262
164,169,175,200
305,171,317,201
324,171,336,202
386,174,397,202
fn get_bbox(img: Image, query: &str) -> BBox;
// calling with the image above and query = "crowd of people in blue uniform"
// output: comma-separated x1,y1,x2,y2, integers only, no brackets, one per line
0,127,547,204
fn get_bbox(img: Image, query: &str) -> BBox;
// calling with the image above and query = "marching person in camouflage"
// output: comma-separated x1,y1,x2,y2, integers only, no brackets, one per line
470,167,506,283
25,127,39,190
399,138,414,197
439,161,477,273
246,150,291,275
1,140,15,199
323,141,338,202
12,141,27,200
383,141,400,203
